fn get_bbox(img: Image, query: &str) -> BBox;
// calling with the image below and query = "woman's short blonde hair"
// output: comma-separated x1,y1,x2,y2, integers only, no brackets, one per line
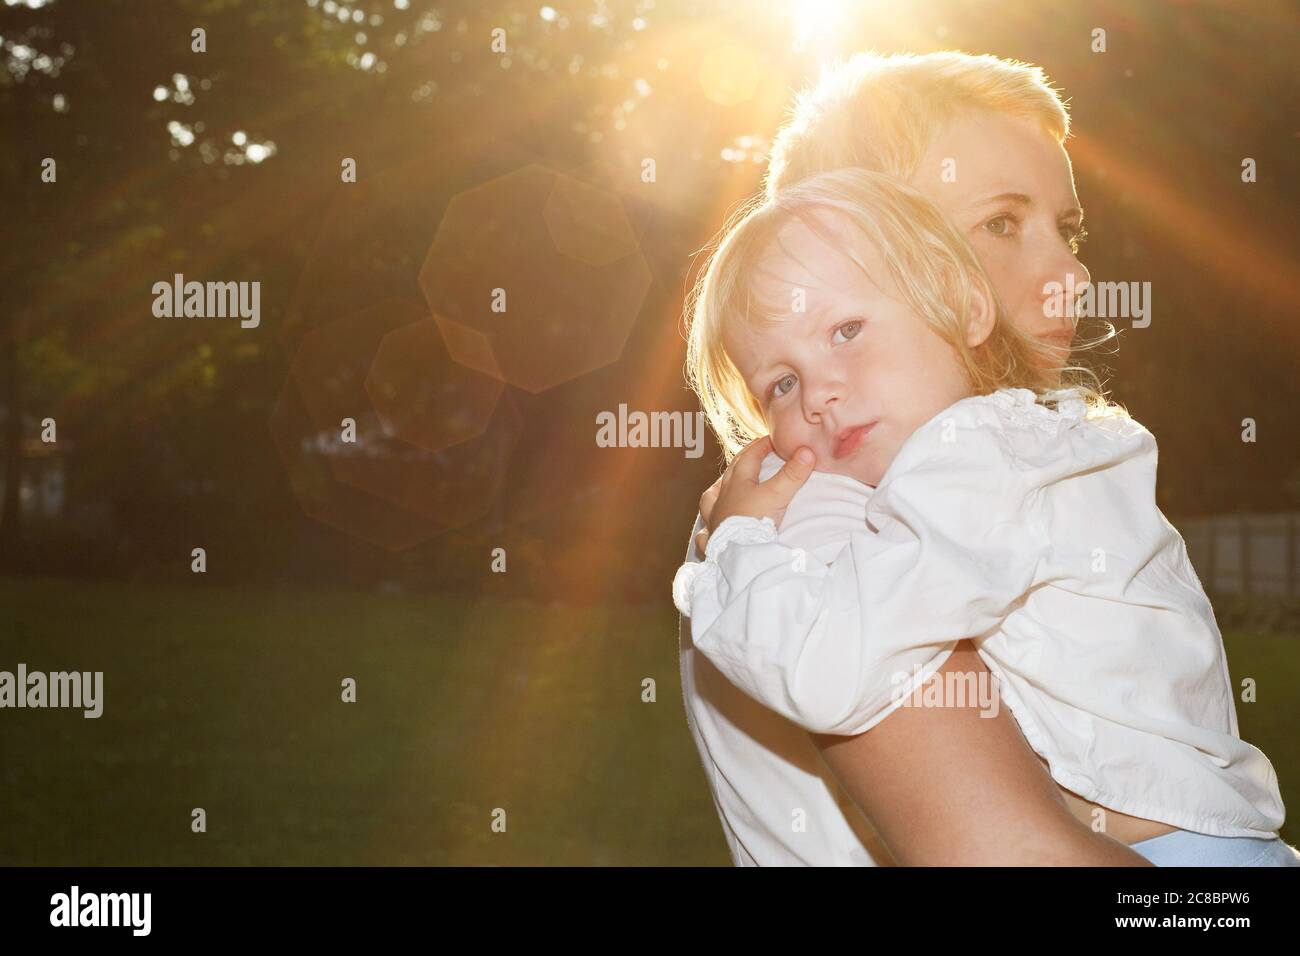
766,50,1070,195
684,168,1118,462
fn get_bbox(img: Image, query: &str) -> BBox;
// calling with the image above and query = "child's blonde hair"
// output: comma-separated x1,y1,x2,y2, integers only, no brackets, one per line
684,168,1119,462
766,50,1070,194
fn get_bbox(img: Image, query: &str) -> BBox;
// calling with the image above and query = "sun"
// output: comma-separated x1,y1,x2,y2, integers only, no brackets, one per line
787,0,859,54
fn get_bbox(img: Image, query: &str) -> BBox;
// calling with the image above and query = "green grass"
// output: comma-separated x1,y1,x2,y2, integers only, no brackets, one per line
0,576,1294,864
0,576,730,865
1222,629,1300,847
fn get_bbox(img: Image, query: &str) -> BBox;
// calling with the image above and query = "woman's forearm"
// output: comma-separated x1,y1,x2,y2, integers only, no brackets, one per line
813,640,1153,866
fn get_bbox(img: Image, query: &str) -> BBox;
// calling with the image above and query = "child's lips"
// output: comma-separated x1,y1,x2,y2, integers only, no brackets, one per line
832,422,876,459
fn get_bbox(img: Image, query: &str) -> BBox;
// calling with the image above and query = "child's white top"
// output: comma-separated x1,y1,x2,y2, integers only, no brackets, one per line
672,387,1285,839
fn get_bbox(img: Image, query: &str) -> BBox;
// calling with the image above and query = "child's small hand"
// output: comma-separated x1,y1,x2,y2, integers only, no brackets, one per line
694,437,816,555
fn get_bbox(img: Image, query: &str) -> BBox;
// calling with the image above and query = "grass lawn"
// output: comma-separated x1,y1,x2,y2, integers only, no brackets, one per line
0,575,1295,864
1222,629,1300,848
0,575,729,865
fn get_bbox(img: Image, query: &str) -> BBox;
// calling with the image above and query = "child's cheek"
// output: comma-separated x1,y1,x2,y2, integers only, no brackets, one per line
769,429,799,464
768,407,811,463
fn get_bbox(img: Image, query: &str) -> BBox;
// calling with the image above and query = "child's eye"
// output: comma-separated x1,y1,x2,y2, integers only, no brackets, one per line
833,319,863,343
982,214,1018,238
769,373,796,400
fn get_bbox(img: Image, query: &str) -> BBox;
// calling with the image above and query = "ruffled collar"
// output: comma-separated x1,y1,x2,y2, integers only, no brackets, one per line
989,386,1087,424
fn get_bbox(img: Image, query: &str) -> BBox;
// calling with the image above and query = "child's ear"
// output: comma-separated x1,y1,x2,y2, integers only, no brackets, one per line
963,278,997,350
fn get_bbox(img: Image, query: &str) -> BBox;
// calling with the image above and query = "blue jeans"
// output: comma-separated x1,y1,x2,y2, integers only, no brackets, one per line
1131,830,1300,866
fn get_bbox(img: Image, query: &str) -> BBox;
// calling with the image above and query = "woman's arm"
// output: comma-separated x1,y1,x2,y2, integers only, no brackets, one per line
813,640,1151,865
683,450,1151,864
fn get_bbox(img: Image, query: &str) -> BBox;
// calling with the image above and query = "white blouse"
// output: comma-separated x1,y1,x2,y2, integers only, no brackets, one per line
672,387,1285,839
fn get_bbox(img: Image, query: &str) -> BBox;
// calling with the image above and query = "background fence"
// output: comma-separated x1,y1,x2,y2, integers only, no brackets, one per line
1178,513,1300,597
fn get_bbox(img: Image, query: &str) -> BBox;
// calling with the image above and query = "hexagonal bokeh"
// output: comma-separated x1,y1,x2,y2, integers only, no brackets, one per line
365,316,504,453
542,175,640,268
268,374,449,552
283,134,543,359
419,163,653,393
550,159,700,317
553,159,656,245
271,297,524,546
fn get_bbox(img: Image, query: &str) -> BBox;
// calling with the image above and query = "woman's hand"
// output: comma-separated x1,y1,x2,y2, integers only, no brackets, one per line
693,437,816,556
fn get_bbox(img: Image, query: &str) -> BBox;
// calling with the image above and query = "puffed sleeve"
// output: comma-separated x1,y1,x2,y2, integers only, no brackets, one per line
677,399,1053,736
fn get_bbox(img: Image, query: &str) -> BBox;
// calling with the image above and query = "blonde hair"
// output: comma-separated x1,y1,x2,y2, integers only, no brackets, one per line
765,50,1071,195
684,168,1120,462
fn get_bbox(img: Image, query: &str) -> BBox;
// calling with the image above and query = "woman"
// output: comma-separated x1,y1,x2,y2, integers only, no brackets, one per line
676,50,1287,865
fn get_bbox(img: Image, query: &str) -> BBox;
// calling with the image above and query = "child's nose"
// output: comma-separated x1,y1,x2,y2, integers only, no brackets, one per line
803,381,843,419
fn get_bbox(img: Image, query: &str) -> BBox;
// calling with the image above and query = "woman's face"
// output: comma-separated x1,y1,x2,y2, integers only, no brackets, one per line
908,109,1091,364
725,210,984,488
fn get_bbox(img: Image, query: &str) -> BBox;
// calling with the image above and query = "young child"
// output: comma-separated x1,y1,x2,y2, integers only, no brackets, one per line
677,49,1126,867
673,166,1297,865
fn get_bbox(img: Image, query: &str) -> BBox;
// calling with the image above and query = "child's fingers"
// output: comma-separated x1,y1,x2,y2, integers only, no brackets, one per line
785,446,816,480
699,477,722,528
693,526,710,557
730,435,773,483
764,446,815,502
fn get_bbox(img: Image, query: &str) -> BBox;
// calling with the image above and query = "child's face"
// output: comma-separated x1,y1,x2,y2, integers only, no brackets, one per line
908,110,1090,361
726,210,980,487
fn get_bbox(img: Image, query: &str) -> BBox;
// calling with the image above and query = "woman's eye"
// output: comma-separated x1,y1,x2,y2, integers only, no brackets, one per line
982,214,1015,237
834,320,863,342
770,374,795,400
